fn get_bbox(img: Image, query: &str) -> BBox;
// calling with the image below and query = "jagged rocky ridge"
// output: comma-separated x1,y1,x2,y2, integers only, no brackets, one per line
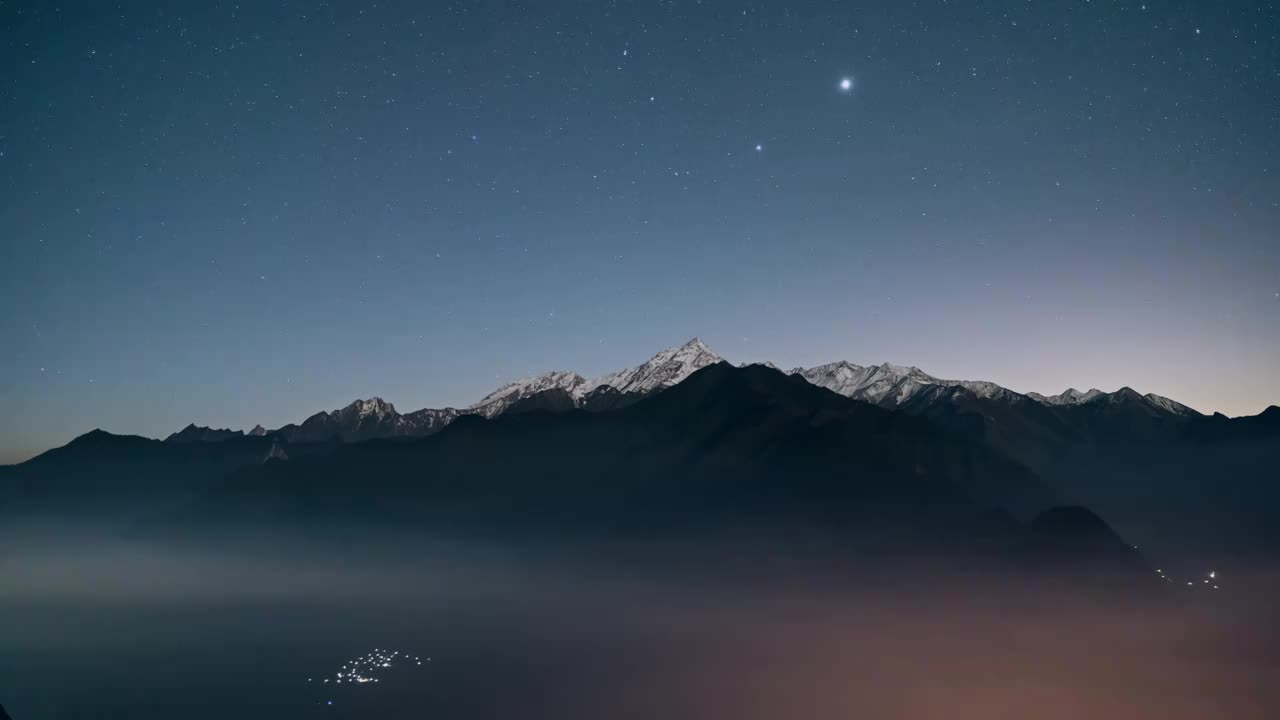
184,338,724,444
269,398,462,444
166,337,1212,447
467,337,723,417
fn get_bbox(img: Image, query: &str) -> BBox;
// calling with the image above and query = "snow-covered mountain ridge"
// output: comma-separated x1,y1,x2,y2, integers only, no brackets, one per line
789,361,1195,416
468,337,723,418
175,337,1202,443
788,360,1024,408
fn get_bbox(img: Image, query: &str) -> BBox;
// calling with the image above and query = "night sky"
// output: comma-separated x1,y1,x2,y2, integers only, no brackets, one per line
2,1,1278,463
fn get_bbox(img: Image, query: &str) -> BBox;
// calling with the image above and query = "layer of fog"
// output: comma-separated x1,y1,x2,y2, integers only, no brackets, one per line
2,524,1277,719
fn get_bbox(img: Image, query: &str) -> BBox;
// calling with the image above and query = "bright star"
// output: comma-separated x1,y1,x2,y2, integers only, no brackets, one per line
839,77,853,92
755,144,763,152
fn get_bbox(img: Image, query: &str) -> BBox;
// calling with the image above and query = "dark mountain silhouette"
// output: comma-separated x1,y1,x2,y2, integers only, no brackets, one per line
165,424,245,443
171,363,1052,554
578,384,649,412
270,397,462,443
0,363,1181,584
505,388,578,414
0,429,334,518
1027,506,1148,569
872,385,1280,553
501,384,651,415
1020,506,1157,590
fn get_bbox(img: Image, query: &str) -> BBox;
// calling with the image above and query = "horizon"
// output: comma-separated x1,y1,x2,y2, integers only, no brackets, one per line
4,334,1275,465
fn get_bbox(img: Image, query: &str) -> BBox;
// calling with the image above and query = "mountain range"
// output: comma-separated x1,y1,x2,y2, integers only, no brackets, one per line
3,338,1276,557
163,338,1218,447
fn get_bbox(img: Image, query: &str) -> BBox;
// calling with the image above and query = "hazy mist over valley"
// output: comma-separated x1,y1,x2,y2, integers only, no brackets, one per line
4,524,1279,719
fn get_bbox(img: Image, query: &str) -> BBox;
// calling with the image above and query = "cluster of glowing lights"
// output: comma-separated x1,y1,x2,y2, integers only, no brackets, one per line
1155,567,1220,590
307,648,429,689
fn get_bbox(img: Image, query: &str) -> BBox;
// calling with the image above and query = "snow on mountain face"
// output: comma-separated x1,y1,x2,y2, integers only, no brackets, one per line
469,371,591,418
346,397,397,418
790,361,1015,407
329,397,399,433
310,341,1198,442
471,338,1016,419
271,397,466,443
591,337,722,396
188,337,1203,444
789,360,1205,418
400,407,463,434
1025,388,1199,416
1142,393,1198,416
467,338,723,417
1026,388,1106,406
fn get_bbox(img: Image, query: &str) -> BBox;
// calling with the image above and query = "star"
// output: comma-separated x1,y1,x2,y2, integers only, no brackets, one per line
755,144,763,152
839,77,853,92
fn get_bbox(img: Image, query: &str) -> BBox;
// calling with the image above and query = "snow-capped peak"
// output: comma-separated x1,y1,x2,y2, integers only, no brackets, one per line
1024,388,1199,416
339,397,398,418
1143,392,1198,416
791,361,938,405
466,338,723,417
469,371,590,418
589,337,723,395
1026,388,1106,406
789,359,1021,406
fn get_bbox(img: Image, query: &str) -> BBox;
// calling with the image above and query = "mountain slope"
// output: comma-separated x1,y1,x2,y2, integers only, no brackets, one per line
194,363,1051,545
1023,506,1153,582
271,398,462,443
590,337,723,395
468,371,592,418
0,430,283,517
467,338,723,418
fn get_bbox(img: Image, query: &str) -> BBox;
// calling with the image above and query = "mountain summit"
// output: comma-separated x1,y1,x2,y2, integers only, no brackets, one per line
271,397,460,443
591,337,722,396
468,338,723,417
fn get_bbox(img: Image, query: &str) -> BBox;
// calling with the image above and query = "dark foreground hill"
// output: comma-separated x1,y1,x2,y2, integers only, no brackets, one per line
898,391,1280,554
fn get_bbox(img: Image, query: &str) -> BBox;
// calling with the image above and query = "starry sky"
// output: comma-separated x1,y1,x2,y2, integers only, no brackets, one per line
2,0,1278,462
